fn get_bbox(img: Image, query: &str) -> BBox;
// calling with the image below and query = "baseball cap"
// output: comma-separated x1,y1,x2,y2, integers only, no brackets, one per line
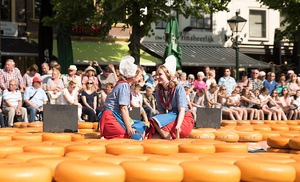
287,70,294,74
68,65,77,71
259,71,266,77
33,77,42,83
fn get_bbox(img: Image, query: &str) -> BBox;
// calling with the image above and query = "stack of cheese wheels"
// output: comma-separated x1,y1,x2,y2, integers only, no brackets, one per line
120,161,183,182
105,143,144,155
0,162,52,182
42,133,72,142
234,159,296,182
0,146,23,158
213,131,239,142
142,142,179,155
78,122,94,133
65,144,106,154
23,144,65,156
214,143,248,153
267,136,291,150
180,161,241,182
178,143,215,154
19,122,29,128
236,131,262,142
55,160,125,182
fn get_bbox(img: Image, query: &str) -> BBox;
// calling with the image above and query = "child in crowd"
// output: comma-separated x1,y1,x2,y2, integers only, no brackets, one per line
142,87,157,119
131,84,148,122
184,86,196,121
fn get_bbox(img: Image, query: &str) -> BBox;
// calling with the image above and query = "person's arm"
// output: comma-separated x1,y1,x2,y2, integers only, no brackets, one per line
108,64,118,81
81,95,92,109
143,97,152,109
120,105,135,136
175,107,185,133
0,72,5,90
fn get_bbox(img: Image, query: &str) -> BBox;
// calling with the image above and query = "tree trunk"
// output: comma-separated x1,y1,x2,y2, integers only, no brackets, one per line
128,24,141,65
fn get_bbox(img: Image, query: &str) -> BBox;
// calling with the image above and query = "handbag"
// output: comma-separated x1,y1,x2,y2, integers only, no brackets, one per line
22,90,38,107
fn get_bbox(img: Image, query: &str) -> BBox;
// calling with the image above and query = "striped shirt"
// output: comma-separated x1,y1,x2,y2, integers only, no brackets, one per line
0,68,24,89
2,89,22,108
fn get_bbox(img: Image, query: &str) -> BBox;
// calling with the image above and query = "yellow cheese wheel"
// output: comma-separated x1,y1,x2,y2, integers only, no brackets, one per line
0,146,23,158
119,153,156,161
253,124,271,131
200,156,241,165
20,122,29,128
64,151,105,160
178,143,215,154
221,120,237,126
169,153,209,159
288,138,300,150
5,152,61,162
260,131,281,141
147,155,197,164
267,147,290,153
234,125,254,132
78,129,94,134
234,159,296,182
12,134,42,142
250,120,264,125
0,134,12,142
55,160,125,182
213,152,258,159
180,161,241,182
289,162,300,182
276,120,287,125
213,131,239,142
237,131,262,142
142,142,179,155
105,143,144,155
236,120,251,125
214,143,248,153
248,156,296,163
263,120,277,124
189,130,215,139
23,145,65,156
0,162,52,182
289,125,300,131
65,144,106,154
280,132,300,138
267,136,291,149
121,161,183,182
52,141,80,148
270,124,289,131
290,149,300,154
257,152,297,158
13,122,23,128
89,155,143,164
286,120,298,125
78,122,94,129
27,122,43,128
0,158,21,164
16,128,43,133
0,128,19,132
92,122,98,129
42,133,72,141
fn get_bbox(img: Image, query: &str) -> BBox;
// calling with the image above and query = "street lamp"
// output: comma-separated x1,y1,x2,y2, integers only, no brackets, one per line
227,10,247,81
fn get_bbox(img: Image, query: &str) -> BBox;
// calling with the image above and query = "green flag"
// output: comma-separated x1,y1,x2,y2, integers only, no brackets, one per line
163,17,182,70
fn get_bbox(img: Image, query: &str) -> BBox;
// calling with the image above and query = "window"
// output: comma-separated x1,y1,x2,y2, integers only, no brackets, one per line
1,0,11,21
249,10,266,38
190,11,212,30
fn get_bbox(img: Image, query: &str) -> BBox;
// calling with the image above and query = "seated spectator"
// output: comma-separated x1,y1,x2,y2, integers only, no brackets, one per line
23,64,41,88
237,71,252,90
204,83,220,108
287,73,300,96
46,68,64,104
41,63,52,90
278,88,296,120
259,87,276,120
61,65,82,91
0,93,5,127
240,87,257,120
226,88,248,120
143,87,157,119
97,64,117,90
81,79,101,122
293,90,300,119
0,59,25,92
194,71,206,92
276,73,288,94
61,81,83,122
82,66,99,90
2,79,28,126
98,82,114,108
131,84,148,122
23,77,48,123
205,70,216,89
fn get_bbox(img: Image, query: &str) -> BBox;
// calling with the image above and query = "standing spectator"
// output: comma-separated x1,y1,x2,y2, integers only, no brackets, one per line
237,71,252,90
187,74,195,90
218,68,237,94
82,66,99,90
203,66,210,81
81,79,101,122
46,68,64,104
97,64,117,90
179,72,189,87
23,64,41,88
205,70,216,89
194,71,206,92
41,63,52,90
0,59,25,92
143,87,157,119
263,72,277,95
61,65,82,91
23,77,48,123
61,81,83,122
2,79,28,126
259,71,266,83
249,69,264,92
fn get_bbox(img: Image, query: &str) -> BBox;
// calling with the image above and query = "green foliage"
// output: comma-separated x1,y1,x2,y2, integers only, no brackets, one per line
258,0,300,41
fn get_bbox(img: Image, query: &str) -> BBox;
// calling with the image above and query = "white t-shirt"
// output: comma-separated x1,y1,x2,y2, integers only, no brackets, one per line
61,88,78,105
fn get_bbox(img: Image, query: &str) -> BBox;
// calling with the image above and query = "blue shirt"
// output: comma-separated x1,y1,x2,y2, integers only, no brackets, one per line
104,82,130,113
218,76,237,94
24,86,48,107
263,80,277,95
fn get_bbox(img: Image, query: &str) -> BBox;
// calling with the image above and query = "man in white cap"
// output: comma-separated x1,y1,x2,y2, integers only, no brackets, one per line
61,65,82,91
259,71,266,83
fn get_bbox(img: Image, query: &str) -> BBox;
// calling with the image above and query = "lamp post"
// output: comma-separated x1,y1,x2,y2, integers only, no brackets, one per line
227,11,247,81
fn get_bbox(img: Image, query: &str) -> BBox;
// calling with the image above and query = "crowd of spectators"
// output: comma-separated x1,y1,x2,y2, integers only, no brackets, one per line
0,58,299,127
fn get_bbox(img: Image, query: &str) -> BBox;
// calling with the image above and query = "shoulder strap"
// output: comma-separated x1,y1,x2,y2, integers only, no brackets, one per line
29,90,38,100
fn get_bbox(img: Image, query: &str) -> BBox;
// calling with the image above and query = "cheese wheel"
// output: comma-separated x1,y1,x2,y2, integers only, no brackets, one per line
290,150,300,154
214,152,258,159
27,157,77,178
289,162,300,182
105,143,143,155
248,156,296,163
121,161,183,182
42,133,72,141
12,134,42,142
214,143,248,153
55,160,125,182
234,159,296,182
16,128,43,133
13,122,23,128
65,144,106,154
288,138,300,150
195,128,216,132
289,125,300,131
214,131,239,142
0,162,52,182
180,161,241,182
178,143,215,154
23,145,65,156
78,129,94,134
250,120,264,125
236,120,251,125
20,122,29,128
256,152,297,158
65,151,106,160
234,125,254,132
280,132,300,138
169,153,209,159
270,124,289,131
142,142,179,155
189,130,215,139
89,155,143,164
221,120,237,126
92,122,98,129
0,158,21,164
276,120,287,125
0,128,19,132
253,124,271,131
260,131,281,140
27,122,43,128
267,136,291,149
263,120,277,124
52,141,79,147
0,135,12,142
147,155,197,164
0,146,23,158
267,147,290,153
5,152,61,162
200,156,241,164
78,122,94,129
286,120,298,125
237,132,262,142
119,153,158,161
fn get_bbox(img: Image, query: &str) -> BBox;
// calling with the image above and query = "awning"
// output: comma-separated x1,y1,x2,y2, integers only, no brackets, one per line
1,37,38,57
142,43,270,68
52,41,161,66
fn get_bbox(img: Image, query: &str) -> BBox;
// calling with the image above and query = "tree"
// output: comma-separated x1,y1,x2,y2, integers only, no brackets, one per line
44,0,231,65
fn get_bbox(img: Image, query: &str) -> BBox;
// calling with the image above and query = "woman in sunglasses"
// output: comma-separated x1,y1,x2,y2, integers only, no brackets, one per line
81,79,101,122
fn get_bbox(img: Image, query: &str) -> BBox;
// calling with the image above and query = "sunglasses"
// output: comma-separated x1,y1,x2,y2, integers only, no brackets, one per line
87,82,93,84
